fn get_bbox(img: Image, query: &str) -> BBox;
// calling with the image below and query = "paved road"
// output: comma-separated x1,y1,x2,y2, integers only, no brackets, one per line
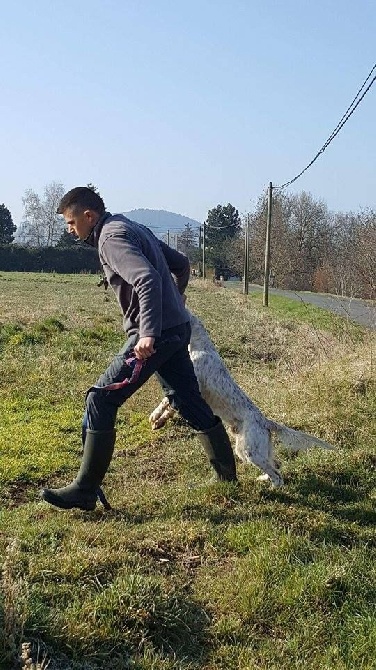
225,282,376,330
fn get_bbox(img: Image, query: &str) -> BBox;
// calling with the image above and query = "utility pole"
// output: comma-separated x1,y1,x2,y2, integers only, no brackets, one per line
166,230,170,246
202,221,206,279
243,213,250,295
198,225,202,276
263,182,273,307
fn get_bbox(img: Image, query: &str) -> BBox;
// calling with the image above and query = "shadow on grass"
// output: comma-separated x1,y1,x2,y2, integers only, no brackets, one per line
24,585,212,670
279,469,375,516
258,471,376,546
150,468,376,549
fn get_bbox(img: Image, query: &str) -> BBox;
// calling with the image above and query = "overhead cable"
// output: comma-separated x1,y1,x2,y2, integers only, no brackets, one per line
275,62,376,190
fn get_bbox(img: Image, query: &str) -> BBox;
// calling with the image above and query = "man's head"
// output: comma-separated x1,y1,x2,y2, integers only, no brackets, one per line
57,187,106,240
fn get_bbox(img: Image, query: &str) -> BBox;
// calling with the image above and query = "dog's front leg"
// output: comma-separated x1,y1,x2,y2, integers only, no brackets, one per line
149,397,175,429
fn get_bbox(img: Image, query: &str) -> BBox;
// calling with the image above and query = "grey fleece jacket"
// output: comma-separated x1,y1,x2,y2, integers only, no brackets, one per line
85,212,190,338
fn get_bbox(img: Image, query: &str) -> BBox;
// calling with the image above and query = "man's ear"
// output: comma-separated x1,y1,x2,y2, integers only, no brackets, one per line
182,294,187,305
84,209,98,223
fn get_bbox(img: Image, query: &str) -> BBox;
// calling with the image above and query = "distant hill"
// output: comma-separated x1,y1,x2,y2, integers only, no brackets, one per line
123,209,201,238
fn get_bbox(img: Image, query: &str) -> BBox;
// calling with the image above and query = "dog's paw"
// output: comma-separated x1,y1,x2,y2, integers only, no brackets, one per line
149,403,176,430
256,472,284,487
256,473,270,482
150,416,168,430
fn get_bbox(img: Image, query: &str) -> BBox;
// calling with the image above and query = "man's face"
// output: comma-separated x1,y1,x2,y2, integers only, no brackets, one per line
63,207,100,241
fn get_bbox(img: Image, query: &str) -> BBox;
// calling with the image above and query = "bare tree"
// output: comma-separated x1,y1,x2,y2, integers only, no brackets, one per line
325,212,358,296
352,210,376,298
223,233,245,279
177,222,198,257
248,190,293,287
288,191,332,290
245,188,375,298
17,182,66,247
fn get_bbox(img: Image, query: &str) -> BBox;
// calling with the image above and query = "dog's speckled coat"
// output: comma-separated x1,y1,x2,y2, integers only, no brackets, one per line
149,312,333,485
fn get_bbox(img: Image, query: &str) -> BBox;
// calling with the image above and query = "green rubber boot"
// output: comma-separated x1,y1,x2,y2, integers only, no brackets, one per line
197,418,237,482
41,429,116,511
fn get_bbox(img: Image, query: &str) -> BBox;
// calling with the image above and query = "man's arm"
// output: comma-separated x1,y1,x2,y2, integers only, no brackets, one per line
158,239,190,294
101,233,163,340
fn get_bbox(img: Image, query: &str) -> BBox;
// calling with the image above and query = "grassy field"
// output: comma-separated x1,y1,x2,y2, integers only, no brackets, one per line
0,272,375,670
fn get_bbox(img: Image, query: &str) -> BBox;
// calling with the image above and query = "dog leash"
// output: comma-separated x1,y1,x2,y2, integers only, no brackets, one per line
93,353,145,392
93,335,180,393
96,487,112,510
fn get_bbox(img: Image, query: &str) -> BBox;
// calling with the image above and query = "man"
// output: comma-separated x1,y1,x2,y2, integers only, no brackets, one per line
41,187,237,511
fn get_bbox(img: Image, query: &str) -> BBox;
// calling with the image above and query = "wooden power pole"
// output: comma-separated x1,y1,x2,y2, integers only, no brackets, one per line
202,221,206,279
263,182,273,307
243,213,250,294
198,225,202,276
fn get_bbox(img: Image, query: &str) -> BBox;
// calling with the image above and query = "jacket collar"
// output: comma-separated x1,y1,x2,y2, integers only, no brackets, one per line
84,211,112,247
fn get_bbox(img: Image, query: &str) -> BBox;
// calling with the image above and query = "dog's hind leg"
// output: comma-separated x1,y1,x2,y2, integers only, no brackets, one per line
251,452,284,486
255,441,281,484
149,397,175,429
233,432,249,463
242,426,284,486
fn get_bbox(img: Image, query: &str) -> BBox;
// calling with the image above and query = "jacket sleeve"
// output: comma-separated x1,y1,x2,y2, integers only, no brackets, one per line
158,239,190,294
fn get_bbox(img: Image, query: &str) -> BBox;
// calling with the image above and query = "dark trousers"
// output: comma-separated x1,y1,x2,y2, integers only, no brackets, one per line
82,322,216,439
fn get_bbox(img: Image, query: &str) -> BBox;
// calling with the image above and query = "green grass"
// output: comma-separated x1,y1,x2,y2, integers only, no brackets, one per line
0,273,375,669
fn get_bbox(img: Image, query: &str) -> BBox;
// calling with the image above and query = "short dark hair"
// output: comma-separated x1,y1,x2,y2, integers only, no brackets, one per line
57,187,106,215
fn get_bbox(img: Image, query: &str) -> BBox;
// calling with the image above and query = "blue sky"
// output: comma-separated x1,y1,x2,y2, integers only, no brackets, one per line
1,0,375,228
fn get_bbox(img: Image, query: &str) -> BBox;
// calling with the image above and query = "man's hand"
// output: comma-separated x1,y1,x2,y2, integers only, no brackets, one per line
134,336,156,360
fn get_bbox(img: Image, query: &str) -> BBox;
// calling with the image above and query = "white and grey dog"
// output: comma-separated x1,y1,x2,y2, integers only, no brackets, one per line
149,311,333,486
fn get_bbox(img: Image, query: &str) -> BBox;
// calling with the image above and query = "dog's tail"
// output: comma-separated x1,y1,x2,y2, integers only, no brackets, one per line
268,420,334,452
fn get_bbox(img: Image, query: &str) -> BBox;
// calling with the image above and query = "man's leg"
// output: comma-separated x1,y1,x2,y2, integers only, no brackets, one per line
156,326,237,482
41,327,189,510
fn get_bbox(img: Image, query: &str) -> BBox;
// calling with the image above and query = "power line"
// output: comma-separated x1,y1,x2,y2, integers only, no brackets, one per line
275,62,376,190
204,220,242,230
204,223,239,230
